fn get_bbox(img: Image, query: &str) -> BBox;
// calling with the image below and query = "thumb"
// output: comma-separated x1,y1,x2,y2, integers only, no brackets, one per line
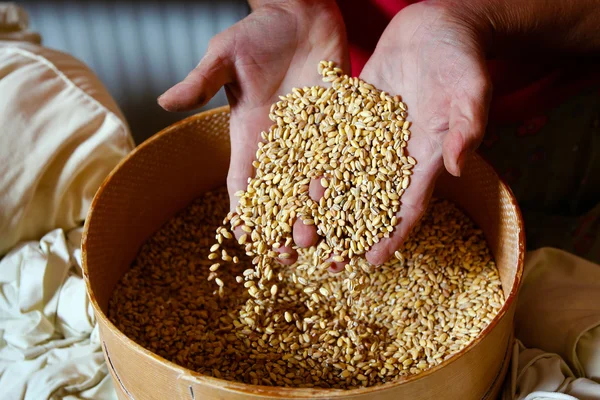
442,74,491,177
158,39,234,112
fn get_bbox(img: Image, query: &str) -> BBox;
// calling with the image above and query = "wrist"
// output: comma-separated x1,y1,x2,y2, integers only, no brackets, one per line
428,0,496,56
249,0,337,12
434,0,600,55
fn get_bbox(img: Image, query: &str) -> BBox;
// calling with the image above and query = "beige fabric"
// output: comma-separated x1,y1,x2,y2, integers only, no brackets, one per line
0,40,134,255
578,326,600,381
0,228,116,400
0,5,130,398
502,248,600,400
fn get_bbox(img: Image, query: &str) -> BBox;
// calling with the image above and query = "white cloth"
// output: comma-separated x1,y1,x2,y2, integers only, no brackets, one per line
0,24,133,256
502,248,600,400
0,4,130,398
0,228,116,400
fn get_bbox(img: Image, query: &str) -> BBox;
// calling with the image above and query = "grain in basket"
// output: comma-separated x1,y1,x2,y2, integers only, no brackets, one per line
210,61,418,300
109,188,504,389
108,60,505,390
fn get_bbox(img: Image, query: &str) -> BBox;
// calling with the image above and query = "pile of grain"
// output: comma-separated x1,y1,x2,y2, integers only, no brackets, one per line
210,61,417,302
109,188,504,389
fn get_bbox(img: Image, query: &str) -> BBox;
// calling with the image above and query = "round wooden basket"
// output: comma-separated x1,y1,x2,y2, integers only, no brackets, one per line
82,106,525,400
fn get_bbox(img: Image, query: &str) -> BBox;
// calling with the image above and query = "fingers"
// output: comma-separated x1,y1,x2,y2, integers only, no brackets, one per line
365,133,443,266
292,177,325,248
364,186,433,266
293,218,318,248
273,243,298,266
308,177,326,200
229,111,321,263
442,72,492,177
226,141,257,214
297,178,351,273
158,37,234,112
294,177,349,273
328,257,347,273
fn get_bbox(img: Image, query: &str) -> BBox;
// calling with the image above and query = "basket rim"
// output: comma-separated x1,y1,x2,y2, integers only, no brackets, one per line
82,106,525,398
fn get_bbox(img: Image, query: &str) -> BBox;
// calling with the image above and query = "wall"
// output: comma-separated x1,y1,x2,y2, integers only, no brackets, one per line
19,0,248,143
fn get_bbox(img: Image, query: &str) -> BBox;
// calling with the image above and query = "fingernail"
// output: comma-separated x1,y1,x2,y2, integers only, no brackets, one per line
157,91,173,109
328,263,345,274
158,83,183,102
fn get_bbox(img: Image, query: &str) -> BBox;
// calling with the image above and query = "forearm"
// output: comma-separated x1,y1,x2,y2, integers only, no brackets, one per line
248,0,284,10
248,0,336,12
440,0,600,55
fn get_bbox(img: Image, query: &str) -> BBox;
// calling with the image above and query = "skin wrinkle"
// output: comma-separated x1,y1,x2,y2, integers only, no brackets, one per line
421,135,444,166
205,53,234,102
426,29,476,135
425,14,488,174
158,0,600,266
233,27,293,103
160,0,498,265
368,50,396,96
449,68,490,162
225,3,347,251
360,2,482,263
413,8,445,129
248,6,346,252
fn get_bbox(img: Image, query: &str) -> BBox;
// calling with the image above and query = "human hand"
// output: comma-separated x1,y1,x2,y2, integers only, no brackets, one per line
158,0,349,264
360,1,492,265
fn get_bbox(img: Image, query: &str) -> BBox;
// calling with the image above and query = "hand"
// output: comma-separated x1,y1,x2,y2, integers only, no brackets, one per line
158,0,350,264
360,1,492,265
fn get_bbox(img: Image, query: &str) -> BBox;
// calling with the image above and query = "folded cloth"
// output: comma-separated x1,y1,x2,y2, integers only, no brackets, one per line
0,228,116,399
0,4,131,397
502,248,600,400
0,35,133,256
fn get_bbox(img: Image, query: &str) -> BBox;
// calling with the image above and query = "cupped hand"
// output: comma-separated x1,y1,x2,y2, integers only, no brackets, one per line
158,0,349,264
361,1,492,265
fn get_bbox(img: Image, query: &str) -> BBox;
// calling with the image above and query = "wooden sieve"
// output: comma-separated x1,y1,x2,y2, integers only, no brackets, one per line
82,106,524,400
